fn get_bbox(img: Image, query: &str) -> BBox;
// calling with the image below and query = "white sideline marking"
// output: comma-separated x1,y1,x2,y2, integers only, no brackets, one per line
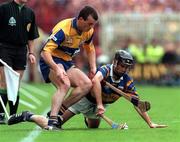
21,83,49,97
20,107,50,142
19,99,37,110
20,88,42,106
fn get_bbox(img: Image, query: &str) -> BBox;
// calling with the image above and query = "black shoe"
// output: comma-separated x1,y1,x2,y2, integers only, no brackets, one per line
0,113,6,124
45,118,60,130
8,111,34,125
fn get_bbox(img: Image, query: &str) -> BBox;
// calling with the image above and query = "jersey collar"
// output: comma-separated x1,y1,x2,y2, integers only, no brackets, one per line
110,64,123,83
13,1,25,10
72,18,82,35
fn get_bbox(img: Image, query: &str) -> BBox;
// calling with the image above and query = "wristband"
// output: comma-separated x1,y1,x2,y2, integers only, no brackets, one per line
131,97,139,106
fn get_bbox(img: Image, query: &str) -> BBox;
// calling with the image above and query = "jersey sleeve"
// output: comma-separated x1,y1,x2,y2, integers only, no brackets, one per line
125,77,139,96
82,29,95,53
28,11,39,40
48,29,65,46
97,65,110,78
0,5,4,27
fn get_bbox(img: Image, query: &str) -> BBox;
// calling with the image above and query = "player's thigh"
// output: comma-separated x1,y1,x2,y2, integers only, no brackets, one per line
49,64,70,88
67,67,91,87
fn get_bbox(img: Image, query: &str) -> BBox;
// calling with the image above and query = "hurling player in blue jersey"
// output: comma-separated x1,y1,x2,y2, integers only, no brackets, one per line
39,6,99,130
8,50,167,129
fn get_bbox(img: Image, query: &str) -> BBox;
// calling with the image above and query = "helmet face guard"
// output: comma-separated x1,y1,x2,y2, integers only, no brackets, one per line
113,50,134,77
114,50,134,67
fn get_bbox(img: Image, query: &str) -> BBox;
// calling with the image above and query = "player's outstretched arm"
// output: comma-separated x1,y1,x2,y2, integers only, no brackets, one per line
134,106,167,128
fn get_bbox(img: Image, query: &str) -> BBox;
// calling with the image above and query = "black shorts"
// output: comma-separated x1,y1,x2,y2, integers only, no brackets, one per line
0,42,27,70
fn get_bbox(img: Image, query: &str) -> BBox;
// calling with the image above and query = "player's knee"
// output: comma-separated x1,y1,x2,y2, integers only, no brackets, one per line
85,118,100,128
56,82,70,94
88,124,99,128
62,81,71,91
81,79,92,91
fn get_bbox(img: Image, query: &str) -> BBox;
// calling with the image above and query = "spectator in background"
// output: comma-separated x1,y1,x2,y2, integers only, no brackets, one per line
162,41,178,64
128,39,146,64
0,0,39,124
145,39,164,64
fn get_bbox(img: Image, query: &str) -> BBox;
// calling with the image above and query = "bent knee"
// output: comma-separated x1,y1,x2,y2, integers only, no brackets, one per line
62,81,71,91
80,79,92,90
56,80,71,91
86,119,100,128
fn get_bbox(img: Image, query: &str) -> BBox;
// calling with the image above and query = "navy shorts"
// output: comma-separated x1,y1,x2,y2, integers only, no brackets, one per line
39,56,74,83
0,42,27,70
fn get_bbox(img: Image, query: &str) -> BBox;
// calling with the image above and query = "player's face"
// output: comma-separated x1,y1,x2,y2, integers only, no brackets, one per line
116,63,129,73
113,61,130,78
78,15,97,32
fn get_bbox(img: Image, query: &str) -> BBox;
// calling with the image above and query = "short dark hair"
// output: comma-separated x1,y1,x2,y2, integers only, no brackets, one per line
78,6,98,21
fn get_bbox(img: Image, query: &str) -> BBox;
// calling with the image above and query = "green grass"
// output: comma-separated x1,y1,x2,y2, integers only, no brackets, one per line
0,84,180,142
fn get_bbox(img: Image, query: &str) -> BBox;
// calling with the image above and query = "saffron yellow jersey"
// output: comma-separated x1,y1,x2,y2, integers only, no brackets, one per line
42,18,95,61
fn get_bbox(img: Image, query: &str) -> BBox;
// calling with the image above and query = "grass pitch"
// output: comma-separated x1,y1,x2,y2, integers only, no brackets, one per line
0,84,179,142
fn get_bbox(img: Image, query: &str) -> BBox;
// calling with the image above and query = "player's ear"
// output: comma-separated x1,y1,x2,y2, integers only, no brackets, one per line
78,17,84,21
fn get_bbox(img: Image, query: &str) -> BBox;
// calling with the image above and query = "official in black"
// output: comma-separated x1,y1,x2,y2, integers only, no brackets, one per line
0,0,39,124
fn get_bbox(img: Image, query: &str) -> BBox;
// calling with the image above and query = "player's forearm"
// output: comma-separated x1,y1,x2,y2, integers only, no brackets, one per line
41,50,59,71
28,40,36,54
134,106,152,127
92,78,103,106
87,50,96,73
91,72,104,106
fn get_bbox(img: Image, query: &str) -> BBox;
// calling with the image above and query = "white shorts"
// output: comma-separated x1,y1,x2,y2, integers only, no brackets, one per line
68,97,108,119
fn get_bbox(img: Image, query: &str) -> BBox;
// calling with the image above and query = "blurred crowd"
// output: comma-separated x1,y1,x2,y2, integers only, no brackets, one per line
1,0,179,33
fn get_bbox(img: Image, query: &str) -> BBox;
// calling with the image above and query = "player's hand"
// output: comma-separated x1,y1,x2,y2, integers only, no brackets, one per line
88,67,96,80
96,105,105,116
101,79,106,86
54,65,68,84
28,53,36,64
149,122,168,128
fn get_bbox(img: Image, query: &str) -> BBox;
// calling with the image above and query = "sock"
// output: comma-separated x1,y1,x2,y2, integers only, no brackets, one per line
47,104,68,117
0,89,8,113
59,104,67,115
9,95,19,115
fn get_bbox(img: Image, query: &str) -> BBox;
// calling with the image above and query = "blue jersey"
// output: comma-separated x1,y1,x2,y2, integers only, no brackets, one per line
98,64,138,104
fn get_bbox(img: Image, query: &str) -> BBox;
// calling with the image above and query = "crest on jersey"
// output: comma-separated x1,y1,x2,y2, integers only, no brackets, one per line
27,23,31,32
8,17,16,26
65,36,73,46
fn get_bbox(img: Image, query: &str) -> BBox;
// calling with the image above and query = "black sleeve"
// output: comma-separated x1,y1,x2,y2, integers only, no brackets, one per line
0,5,4,27
28,11,39,40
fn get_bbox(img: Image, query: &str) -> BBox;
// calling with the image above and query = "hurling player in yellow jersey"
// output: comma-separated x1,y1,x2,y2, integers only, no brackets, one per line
39,6,100,130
